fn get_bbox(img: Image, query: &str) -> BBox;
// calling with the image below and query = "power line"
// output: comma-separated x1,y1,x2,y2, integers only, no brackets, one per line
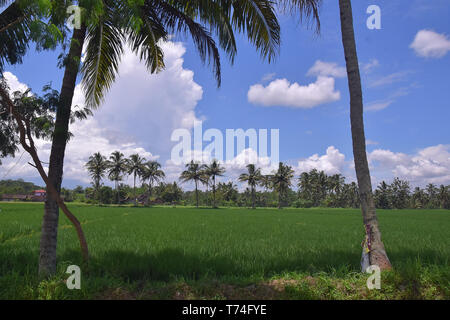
0,150,27,180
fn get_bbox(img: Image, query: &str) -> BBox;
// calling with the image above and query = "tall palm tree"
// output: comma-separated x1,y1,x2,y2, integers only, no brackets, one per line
39,0,281,276
437,185,449,209
127,154,146,205
339,0,391,269
180,160,205,208
141,161,165,206
239,164,262,209
85,152,108,200
259,174,273,206
200,170,211,206
107,151,127,204
204,159,225,208
271,162,294,209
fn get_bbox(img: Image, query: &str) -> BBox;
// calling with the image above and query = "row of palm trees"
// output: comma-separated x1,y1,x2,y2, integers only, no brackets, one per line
85,152,164,206
180,161,295,209
86,153,298,209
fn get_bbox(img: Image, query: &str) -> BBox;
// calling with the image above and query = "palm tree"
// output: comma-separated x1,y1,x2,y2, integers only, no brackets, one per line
180,160,205,208
204,160,225,208
437,185,449,209
85,152,108,200
259,174,273,206
141,161,165,206
426,183,437,208
239,164,262,209
339,0,391,269
127,154,146,205
39,0,281,276
218,182,238,203
271,162,294,209
107,151,127,204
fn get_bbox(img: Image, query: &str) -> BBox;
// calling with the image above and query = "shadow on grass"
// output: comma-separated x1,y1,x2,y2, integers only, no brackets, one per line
60,248,362,282
1,245,448,284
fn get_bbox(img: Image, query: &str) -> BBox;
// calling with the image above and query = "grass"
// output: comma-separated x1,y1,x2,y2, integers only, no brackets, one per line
0,202,448,299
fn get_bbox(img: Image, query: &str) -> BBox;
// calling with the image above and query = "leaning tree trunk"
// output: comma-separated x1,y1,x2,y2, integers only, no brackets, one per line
338,0,391,270
39,26,87,277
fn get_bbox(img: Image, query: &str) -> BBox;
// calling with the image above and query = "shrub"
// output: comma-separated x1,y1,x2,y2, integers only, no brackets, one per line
293,199,314,208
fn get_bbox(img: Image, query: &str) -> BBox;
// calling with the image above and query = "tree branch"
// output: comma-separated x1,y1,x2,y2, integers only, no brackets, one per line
0,86,89,263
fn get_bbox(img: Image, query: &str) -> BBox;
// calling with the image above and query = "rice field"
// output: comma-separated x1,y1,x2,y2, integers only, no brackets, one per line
0,202,448,299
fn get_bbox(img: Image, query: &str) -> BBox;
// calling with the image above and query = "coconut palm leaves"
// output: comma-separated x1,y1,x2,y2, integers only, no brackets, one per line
85,152,108,198
278,0,321,31
141,160,165,205
81,0,281,107
81,0,125,109
271,162,294,209
126,153,146,205
180,160,205,208
239,164,262,209
107,151,127,203
204,159,225,208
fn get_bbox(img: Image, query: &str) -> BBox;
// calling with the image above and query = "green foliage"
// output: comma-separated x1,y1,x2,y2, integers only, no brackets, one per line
98,186,114,204
292,199,313,208
85,152,109,195
0,179,43,195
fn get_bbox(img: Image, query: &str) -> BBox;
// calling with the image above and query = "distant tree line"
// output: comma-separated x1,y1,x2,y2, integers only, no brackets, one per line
78,151,450,210
0,179,42,195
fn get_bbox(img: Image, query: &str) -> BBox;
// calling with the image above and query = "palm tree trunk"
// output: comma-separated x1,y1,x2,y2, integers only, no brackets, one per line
147,182,152,206
133,173,137,206
339,0,391,270
213,177,216,208
40,26,87,277
195,180,199,208
252,185,255,209
278,190,281,209
115,180,119,204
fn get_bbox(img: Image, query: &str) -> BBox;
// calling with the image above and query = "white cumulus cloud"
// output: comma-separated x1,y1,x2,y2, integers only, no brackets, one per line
247,60,344,108
248,76,340,108
307,60,346,78
369,144,450,185
410,30,450,58
296,146,347,175
0,40,204,186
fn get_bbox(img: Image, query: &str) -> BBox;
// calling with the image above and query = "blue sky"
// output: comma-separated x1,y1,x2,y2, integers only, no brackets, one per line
1,0,450,189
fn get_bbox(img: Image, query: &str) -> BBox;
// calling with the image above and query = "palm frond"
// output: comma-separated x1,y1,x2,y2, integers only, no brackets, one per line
278,0,321,32
230,0,281,62
81,1,124,108
165,0,238,64
156,0,222,86
124,1,167,73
